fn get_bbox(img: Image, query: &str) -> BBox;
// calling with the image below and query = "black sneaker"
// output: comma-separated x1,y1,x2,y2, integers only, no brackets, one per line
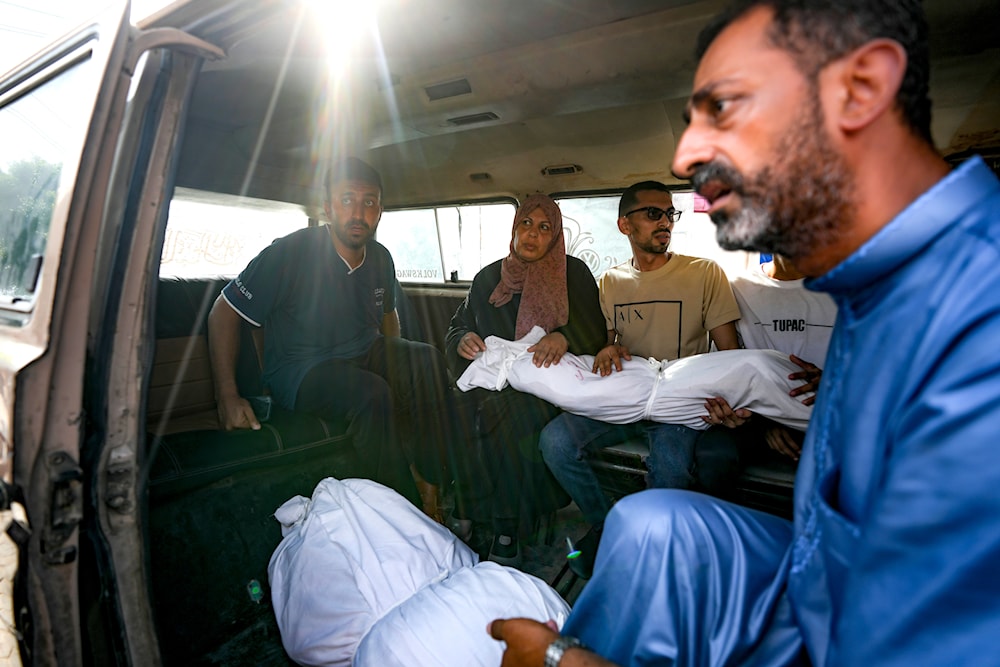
567,525,602,580
488,534,521,567
446,516,473,542
468,522,493,560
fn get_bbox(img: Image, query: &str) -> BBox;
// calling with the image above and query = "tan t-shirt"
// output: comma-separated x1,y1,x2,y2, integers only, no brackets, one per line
599,254,740,361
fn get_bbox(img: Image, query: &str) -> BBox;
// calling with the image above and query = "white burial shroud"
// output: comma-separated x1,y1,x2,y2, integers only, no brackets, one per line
268,477,569,667
457,326,813,431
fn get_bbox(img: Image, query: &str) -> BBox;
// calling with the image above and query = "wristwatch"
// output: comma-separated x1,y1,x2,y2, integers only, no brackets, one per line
544,635,584,667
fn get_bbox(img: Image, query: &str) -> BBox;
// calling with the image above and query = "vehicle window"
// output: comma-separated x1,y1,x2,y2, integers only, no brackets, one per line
159,187,308,279
0,56,93,308
557,196,631,277
557,191,751,278
379,194,749,285
378,202,515,283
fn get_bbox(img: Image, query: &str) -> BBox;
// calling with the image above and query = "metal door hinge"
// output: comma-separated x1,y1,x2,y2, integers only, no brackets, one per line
44,451,82,565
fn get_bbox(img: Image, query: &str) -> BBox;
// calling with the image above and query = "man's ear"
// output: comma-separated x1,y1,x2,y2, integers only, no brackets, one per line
616,216,630,235
831,38,907,133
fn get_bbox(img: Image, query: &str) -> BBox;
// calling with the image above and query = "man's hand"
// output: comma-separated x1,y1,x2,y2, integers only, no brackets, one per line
488,618,558,667
702,396,751,428
527,332,569,367
457,331,487,360
217,393,261,431
489,618,619,667
592,343,631,376
787,354,822,406
763,424,802,461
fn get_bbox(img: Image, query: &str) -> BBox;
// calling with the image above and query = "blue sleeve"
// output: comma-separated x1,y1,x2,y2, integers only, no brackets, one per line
832,313,1000,665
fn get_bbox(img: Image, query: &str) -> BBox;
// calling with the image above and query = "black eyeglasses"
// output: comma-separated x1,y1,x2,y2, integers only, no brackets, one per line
624,206,682,223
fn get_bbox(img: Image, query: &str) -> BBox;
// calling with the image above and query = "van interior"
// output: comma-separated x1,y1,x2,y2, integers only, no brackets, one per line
2,0,998,664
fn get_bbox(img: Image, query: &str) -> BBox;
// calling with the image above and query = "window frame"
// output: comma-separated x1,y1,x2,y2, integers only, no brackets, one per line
552,187,753,279
379,196,518,285
379,187,752,288
159,186,311,280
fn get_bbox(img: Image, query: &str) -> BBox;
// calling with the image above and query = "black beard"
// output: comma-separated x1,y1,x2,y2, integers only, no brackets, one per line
333,219,372,249
631,233,670,255
693,99,854,263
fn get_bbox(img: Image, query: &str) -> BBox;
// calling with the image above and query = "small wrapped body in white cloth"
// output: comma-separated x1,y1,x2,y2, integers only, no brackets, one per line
268,477,569,667
457,326,812,431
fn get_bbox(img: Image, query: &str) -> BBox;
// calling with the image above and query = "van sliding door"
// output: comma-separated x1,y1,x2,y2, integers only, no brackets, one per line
0,2,224,664
0,4,133,664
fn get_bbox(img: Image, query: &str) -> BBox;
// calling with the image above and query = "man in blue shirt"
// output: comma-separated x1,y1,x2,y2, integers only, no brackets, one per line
489,1,1000,665
208,157,453,517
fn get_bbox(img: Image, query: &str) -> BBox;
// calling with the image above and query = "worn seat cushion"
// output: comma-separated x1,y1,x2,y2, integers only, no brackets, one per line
148,277,358,499
147,406,355,499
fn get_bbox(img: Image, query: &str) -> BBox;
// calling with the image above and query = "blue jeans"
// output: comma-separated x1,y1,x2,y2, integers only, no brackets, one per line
539,413,700,527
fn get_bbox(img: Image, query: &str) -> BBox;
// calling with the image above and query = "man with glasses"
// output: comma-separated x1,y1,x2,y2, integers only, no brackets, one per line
539,180,741,579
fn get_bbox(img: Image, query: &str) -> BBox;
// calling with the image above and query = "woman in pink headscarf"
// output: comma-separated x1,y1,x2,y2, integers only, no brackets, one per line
445,195,606,566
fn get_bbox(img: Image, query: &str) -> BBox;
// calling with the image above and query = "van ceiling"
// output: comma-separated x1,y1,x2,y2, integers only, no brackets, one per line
169,0,1000,211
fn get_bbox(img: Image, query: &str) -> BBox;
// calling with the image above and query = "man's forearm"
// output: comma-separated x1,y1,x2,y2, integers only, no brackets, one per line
709,320,740,351
488,618,622,667
207,296,243,399
382,309,401,338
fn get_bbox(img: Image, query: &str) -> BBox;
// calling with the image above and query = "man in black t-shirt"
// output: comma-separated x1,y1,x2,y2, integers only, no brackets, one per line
207,157,453,518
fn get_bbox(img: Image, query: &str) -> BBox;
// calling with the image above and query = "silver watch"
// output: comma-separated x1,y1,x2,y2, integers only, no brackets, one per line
544,635,584,667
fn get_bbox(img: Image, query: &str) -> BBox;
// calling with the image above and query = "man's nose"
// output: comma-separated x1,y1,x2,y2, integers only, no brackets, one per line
671,123,714,180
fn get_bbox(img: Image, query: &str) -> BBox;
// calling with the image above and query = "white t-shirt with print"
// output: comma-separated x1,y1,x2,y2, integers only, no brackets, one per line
730,265,838,367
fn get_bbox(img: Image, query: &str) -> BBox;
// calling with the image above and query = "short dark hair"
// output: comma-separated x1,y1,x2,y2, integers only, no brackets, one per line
696,0,932,145
325,157,383,203
619,181,673,217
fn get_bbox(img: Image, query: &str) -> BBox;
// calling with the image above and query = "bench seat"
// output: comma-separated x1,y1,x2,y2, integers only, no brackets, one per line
590,439,797,519
147,406,354,498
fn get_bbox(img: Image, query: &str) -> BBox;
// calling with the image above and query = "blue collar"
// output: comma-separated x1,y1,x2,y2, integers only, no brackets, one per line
808,157,995,295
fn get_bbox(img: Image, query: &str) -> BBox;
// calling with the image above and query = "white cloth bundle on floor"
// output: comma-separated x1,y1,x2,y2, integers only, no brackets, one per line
355,562,569,666
457,326,812,431
268,477,569,667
